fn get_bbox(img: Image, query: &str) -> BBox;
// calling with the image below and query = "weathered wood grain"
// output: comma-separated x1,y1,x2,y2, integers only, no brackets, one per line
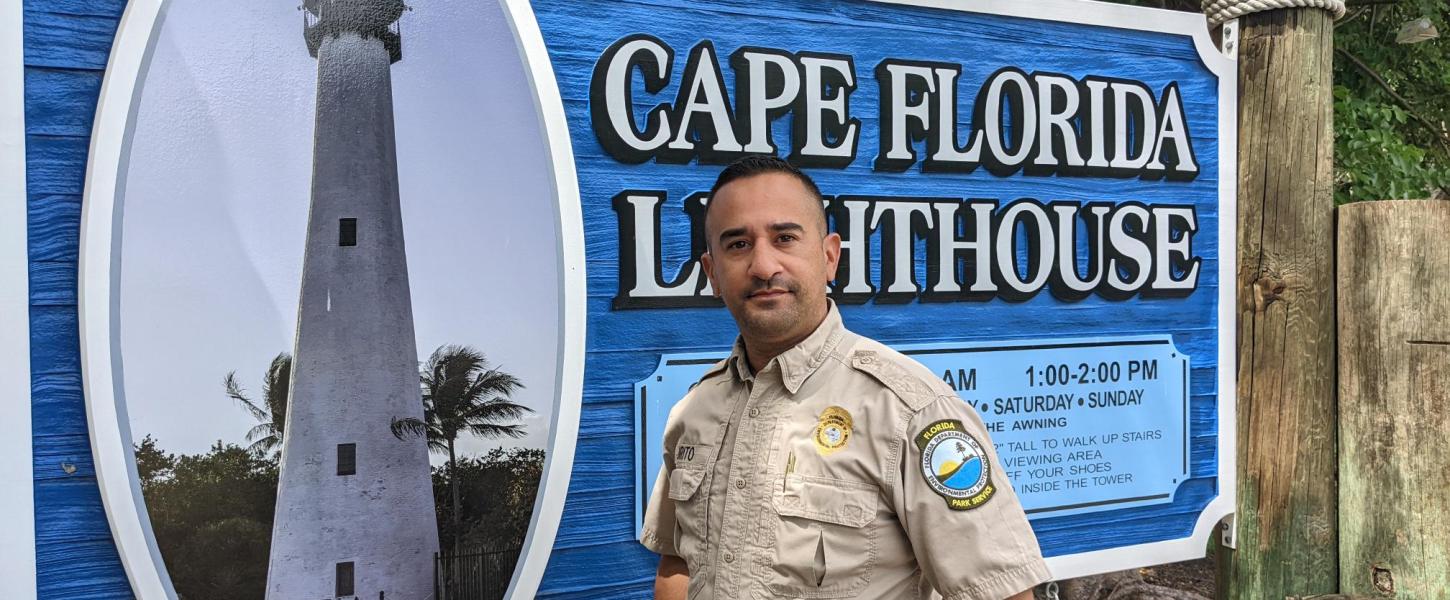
1337,200,1450,599
25,1,132,598
1287,596,1379,600
1217,7,1339,600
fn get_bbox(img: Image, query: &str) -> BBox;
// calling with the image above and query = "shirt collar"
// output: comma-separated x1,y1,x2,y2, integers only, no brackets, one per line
726,301,846,394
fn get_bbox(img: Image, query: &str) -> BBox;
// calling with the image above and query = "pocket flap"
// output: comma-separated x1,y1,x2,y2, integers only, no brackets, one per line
773,475,877,528
668,467,706,501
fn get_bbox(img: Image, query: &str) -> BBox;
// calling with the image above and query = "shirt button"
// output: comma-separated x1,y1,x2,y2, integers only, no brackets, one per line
723,551,735,563
748,407,760,418
735,478,746,489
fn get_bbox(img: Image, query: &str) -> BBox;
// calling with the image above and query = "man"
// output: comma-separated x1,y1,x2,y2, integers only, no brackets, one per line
640,155,1049,600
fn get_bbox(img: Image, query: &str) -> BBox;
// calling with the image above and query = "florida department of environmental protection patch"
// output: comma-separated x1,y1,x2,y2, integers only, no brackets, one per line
915,419,995,510
813,406,853,456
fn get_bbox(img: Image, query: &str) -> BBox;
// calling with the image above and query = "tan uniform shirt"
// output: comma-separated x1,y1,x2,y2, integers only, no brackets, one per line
641,305,1051,600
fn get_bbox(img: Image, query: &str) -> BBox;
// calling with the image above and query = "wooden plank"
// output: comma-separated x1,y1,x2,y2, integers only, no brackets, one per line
1337,200,1450,598
28,260,76,306
1218,7,1339,600
1287,596,1379,600
25,134,90,196
24,1,133,597
21,9,117,71
26,194,81,262
24,67,103,137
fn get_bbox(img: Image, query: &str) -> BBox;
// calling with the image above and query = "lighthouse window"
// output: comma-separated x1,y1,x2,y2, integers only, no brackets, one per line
337,443,356,476
339,218,357,246
335,561,355,596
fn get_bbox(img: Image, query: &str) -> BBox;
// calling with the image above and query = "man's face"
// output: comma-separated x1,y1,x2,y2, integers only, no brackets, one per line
701,172,841,348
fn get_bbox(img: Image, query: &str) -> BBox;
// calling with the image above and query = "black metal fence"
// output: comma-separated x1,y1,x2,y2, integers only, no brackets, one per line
433,546,522,600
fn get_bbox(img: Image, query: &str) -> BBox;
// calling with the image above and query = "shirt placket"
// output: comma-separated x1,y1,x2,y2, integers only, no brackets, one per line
712,368,779,600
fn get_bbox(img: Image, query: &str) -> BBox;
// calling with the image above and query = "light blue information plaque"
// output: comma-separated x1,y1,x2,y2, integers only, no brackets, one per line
635,335,1190,530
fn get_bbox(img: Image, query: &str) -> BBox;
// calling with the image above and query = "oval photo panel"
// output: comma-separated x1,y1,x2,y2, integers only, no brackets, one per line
87,1,579,598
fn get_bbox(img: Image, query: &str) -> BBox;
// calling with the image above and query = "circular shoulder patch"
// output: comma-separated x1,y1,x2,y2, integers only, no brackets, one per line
915,419,996,510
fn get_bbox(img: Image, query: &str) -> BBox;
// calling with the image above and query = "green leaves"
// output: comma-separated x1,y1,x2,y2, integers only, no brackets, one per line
136,440,279,600
1107,0,1450,204
1333,1,1450,202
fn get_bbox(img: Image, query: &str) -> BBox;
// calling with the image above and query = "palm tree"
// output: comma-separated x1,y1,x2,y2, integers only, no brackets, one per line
391,344,531,553
222,352,291,458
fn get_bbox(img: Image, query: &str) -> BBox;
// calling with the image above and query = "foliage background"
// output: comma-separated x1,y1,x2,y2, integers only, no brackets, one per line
1107,0,1450,203
135,437,542,600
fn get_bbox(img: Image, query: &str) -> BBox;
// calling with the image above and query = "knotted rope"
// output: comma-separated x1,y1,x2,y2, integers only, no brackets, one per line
1202,0,1347,27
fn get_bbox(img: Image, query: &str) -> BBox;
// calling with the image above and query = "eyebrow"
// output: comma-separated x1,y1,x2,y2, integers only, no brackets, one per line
717,222,806,245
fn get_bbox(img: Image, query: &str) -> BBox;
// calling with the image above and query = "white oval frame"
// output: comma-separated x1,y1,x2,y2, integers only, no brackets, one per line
77,0,586,597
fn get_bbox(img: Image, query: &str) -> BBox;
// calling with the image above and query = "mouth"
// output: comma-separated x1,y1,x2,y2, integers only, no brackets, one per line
747,288,793,301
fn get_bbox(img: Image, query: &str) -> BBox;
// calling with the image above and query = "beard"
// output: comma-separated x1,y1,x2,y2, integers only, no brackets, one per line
734,275,815,341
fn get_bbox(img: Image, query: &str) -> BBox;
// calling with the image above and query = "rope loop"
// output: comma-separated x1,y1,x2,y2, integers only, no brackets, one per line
1202,0,1347,27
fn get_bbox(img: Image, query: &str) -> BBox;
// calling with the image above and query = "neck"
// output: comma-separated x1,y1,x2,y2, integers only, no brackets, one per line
742,304,830,374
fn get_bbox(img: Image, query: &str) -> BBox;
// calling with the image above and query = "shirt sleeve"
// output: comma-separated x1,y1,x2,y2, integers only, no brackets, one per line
894,394,1051,600
639,458,678,556
638,363,727,558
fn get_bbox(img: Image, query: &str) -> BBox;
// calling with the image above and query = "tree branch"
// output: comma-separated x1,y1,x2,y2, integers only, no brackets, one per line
1336,7,1370,28
1335,47,1450,153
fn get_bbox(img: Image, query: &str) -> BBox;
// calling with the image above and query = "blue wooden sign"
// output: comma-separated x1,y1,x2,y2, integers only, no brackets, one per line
516,0,1237,593
8,0,1236,598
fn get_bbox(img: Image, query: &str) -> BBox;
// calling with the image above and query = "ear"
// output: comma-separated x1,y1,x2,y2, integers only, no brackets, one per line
822,232,842,278
700,250,721,297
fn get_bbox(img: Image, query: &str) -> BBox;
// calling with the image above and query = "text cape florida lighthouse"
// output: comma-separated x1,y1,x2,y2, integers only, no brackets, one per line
597,36,1204,309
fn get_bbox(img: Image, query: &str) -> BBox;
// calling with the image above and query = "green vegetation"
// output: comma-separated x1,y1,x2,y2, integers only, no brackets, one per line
221,353,290,458
135,437,278,600
137,439,543,600
392,345,534,554
1107,0,1450,203
434,447,547,552
1333,1,1450,202
135,344,540,599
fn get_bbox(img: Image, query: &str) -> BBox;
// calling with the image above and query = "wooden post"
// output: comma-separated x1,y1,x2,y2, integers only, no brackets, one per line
1218,6,1339,600
1338,200,1450,598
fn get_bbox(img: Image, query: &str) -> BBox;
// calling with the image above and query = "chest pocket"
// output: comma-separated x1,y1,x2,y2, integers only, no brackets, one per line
765,474,879,598
668,443,718,576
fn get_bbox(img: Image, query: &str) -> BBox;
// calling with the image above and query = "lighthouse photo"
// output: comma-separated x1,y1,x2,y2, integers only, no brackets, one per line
265,0,439,598
110,0,562,598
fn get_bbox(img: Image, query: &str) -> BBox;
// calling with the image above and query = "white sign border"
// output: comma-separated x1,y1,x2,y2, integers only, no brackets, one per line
506,0,1239,583
79,0,1234,596
1,0,38,596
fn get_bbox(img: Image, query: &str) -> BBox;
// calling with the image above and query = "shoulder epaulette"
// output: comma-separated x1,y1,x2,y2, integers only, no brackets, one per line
847,349,939,412
687,358,731,391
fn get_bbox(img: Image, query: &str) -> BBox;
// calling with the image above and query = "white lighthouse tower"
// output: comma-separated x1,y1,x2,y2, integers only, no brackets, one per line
266,1,440,598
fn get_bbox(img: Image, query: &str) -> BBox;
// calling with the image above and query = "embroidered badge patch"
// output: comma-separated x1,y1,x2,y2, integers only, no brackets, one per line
813,406,853,455
916,419,995,510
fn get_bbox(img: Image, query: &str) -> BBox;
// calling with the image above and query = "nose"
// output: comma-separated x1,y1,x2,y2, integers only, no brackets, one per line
747,241,785,282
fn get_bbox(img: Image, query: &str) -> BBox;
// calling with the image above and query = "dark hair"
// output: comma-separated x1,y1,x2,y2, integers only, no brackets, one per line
704,155,827,246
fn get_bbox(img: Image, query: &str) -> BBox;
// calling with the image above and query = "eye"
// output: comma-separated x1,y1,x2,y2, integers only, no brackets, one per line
727,239,750,250
776,233,798,244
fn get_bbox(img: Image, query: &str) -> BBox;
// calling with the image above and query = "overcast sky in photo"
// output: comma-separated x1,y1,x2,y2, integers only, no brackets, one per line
120,0,560,463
